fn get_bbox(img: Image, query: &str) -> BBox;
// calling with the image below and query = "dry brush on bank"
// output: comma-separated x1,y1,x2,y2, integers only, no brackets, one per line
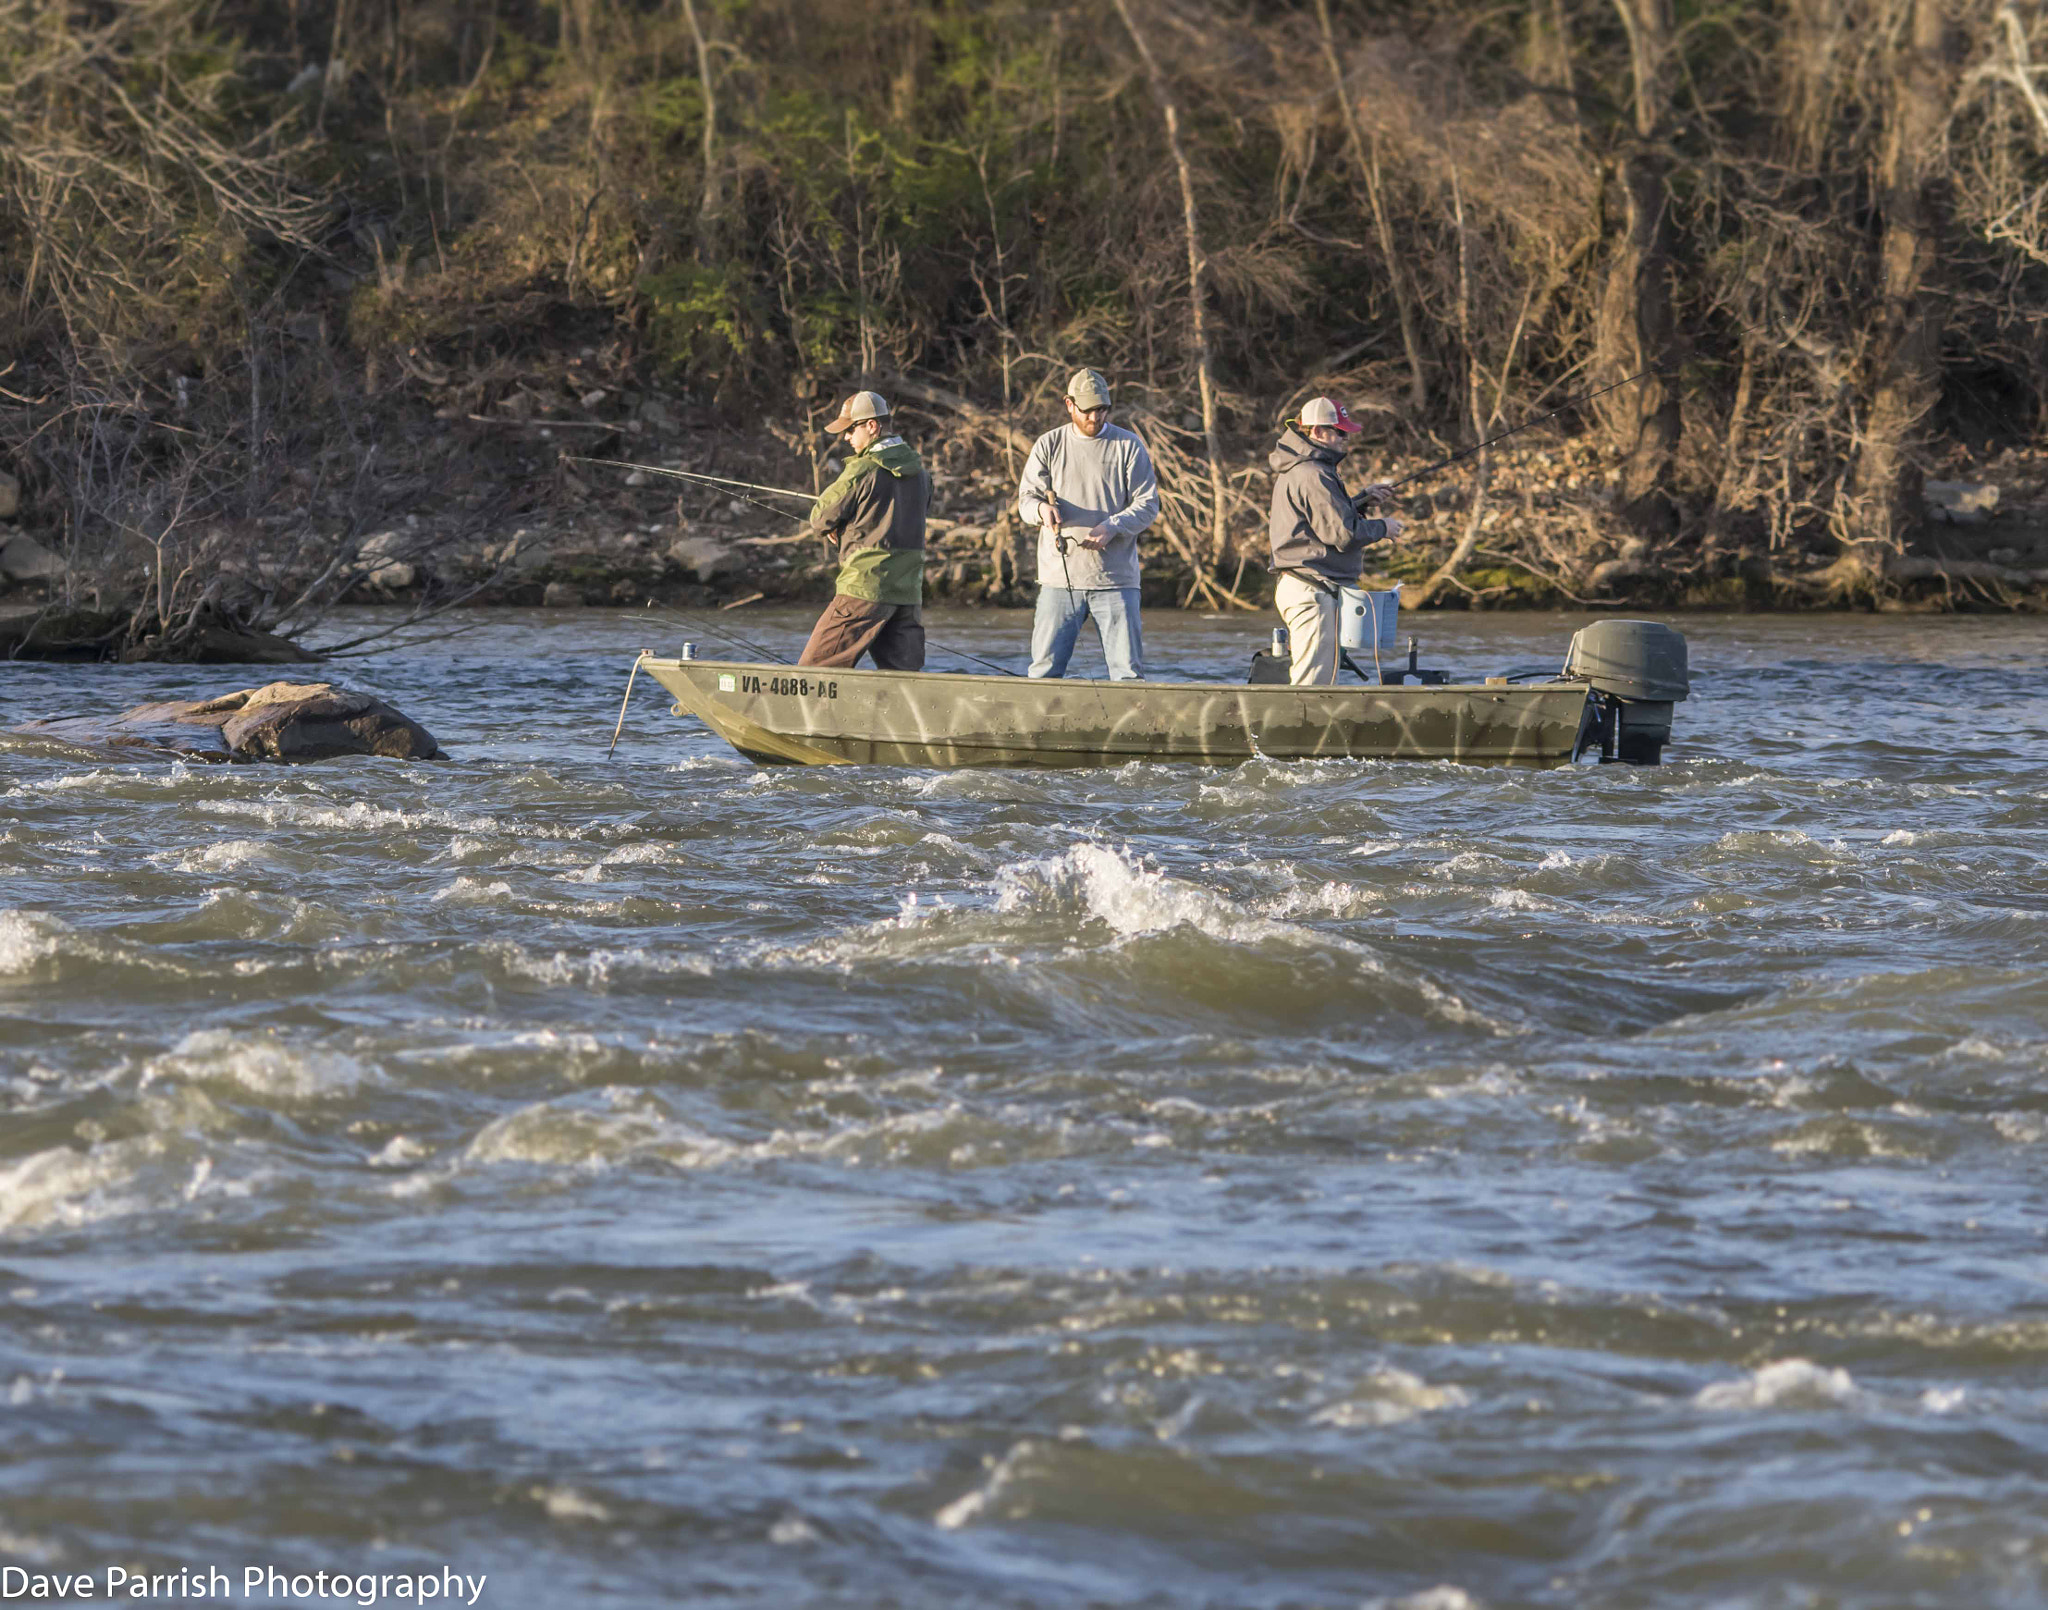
5,0,2048,658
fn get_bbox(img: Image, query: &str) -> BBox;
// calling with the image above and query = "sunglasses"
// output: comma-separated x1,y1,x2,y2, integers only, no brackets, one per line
1070,404,1110,418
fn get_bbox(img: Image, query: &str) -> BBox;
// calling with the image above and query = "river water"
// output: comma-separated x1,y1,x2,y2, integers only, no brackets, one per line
2,608,2045,1609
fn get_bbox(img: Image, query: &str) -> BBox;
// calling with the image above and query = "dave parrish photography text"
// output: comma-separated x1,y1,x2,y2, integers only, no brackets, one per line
1,1568,487,1605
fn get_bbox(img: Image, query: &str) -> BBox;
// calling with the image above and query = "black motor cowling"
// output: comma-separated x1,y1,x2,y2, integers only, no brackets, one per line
1564,620,1690,764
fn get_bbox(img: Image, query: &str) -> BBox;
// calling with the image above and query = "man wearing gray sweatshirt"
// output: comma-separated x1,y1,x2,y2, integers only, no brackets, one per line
1016,369,1160,679
1267,397,1401,684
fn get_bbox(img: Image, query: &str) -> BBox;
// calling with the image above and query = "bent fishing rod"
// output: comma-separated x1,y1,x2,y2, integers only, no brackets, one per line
1355,314,1781,510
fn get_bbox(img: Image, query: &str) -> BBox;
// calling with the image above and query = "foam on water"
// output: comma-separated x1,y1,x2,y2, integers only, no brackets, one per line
5,762,193,798
1695,1359,1868,1412
934,1439,1037,1530
466,1095,733,1170
158,839,271,874
1365,1591,1489,1610
1309,1367,1473,1428
0,1530,63,1567
145,1028,372,1101
530,1484,613,1524
457,1087,1122,1178
0,1136,170,1234
367,1135,431,1167
0,910,60,975
487,942,716,989
431,876,516,905
992,842,1319,946
195,794,609,842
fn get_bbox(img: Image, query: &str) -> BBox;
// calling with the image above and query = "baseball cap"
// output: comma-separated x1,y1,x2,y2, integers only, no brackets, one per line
1065,369,1113,410
824,390,890,434
1299,397,1362,434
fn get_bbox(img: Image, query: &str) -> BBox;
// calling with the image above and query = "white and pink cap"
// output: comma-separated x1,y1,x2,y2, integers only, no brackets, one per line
1299,397,1362,434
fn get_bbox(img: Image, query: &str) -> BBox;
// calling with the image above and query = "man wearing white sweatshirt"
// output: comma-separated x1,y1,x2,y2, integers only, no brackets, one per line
1015,369,1160,680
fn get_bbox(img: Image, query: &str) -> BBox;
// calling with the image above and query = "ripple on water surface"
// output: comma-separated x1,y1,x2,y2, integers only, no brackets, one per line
2,610,2046,1608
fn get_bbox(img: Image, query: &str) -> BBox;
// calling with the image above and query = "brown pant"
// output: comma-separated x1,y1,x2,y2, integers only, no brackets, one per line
797,596,925,671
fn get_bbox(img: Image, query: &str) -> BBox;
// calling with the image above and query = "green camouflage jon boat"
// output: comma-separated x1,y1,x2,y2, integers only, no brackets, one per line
634,619,1690,770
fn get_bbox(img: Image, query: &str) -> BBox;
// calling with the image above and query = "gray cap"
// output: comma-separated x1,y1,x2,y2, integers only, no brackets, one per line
1065,368,1112,409
825,390,890,435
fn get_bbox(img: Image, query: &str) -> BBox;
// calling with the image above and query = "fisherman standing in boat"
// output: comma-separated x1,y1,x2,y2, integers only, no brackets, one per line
1267,398,1402,685
797,390,932,671
1017,369,1160,680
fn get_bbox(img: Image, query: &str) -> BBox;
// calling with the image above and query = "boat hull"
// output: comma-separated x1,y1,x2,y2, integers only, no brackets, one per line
642,659,1593,768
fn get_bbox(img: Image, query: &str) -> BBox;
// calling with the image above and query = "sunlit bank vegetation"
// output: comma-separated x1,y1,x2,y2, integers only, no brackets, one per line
4,0,2048,654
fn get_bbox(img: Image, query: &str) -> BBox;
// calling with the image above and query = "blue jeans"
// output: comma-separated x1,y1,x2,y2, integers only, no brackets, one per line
1029,587,1144,680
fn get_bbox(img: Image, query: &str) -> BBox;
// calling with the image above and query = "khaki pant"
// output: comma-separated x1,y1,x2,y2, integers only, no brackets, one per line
797,595,925,671
1275,573,1340,685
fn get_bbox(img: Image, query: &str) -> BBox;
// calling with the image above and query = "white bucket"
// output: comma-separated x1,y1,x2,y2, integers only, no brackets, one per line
1338,584,1400,654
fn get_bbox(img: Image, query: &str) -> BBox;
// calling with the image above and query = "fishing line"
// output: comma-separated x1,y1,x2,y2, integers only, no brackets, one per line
732,487,810,523
685,604,1014,677
927,638,1021,677
593,462,1030,678
646,600,1013,677
566,456,816,504
644,604,789,664
568,456,815,528
681,615,787,663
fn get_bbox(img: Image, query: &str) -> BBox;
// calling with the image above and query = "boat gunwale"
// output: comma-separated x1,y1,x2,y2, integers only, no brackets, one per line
639,655,1587,701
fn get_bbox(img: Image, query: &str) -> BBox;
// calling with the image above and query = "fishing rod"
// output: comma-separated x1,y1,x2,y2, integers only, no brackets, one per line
649,605,788,664
566,455,820,529
1355,314,1781,509
926,640,1021,677
582,463,1019,674
566,456,816,504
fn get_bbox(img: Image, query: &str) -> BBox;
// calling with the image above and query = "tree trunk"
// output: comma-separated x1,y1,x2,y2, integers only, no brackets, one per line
1414,165,1488,605
1781,0,1848,170
1110,0,1231,578
678,0,723,250
1596,0,1682,531
1840,0,1961,581
1313,0,1426,412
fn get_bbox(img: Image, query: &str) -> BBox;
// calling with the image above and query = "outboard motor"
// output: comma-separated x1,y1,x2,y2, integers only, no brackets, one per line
1563,619,1689,764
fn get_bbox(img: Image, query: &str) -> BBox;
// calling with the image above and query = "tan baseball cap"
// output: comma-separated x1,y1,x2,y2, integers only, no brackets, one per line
1065,369,1112,409
824,390,890,434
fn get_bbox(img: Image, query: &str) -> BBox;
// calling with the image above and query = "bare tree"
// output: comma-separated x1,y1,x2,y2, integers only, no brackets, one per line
678,0,724,250
1839,0,1966,582
1314,0,1427,411
1596,0,1684,531
1110,0,1233,596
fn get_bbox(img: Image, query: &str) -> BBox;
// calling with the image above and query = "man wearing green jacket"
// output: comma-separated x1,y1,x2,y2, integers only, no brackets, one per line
798,391,932,671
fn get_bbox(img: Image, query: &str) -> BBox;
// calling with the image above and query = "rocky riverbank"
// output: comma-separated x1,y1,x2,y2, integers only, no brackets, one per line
219,428,2048,616
6,403,2047,666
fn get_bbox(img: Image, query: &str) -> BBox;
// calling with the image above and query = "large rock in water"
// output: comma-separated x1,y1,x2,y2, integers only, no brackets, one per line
16,682,443,762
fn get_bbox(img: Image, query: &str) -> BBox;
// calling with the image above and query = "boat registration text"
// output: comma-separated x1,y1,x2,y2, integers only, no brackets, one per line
717,673,839,699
